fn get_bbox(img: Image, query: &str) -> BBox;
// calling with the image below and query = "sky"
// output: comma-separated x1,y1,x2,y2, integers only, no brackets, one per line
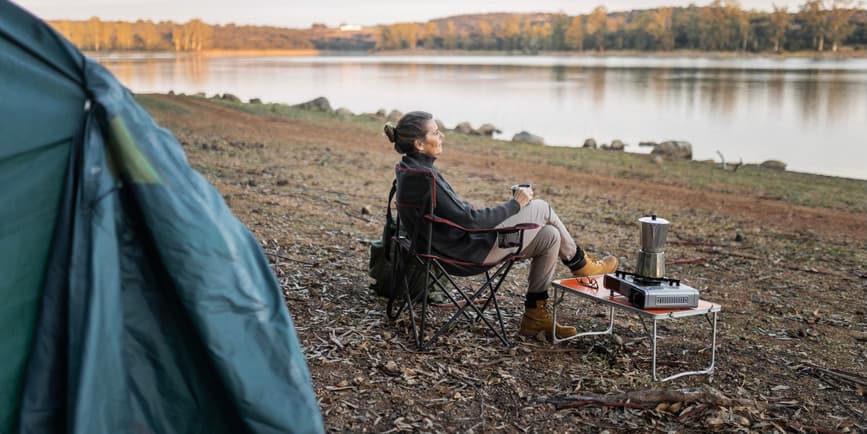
14,0,810,28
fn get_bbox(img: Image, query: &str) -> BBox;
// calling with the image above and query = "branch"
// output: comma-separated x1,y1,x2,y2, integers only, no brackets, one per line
543,387,755,411
264,250,317,266
716,150,726,170
804,362,867,388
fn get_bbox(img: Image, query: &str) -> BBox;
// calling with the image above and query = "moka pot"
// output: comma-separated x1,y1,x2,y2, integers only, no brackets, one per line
636,215,669,278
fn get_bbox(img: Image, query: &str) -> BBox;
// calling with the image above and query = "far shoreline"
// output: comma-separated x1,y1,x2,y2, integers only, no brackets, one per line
86,48,867,60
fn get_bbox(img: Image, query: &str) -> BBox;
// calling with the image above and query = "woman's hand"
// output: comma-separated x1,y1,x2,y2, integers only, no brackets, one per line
514,187,534,208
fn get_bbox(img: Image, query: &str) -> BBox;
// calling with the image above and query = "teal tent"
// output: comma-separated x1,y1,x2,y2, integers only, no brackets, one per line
0,2,323,433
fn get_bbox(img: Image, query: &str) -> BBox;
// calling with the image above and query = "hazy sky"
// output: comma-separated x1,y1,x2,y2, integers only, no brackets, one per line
14,0,809,28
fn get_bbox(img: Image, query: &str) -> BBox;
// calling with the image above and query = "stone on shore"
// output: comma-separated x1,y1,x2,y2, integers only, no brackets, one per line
651,140,692,160
583,138,597,149
512,131,544,145
221,93,241,103
477,123,501,137
454,122,474,135
387,110,402,122
294,96,333,112
760,160,787,171
335,107,354,118
607,139,625,151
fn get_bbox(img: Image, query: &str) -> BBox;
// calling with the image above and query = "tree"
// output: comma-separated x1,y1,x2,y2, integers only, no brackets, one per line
801,0,828,51
503,15,522,50
771,4,790,52
654,7,675,50
549,14,569,50
478,20,493,50
564,15,585,50
113,21,134,50
443,20,458,50
422,22,439,49
586,6,608,51
826,0,860,51
86,17,108,51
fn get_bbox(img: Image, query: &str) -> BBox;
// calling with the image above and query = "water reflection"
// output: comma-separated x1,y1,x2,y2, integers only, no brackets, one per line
95,54,867,179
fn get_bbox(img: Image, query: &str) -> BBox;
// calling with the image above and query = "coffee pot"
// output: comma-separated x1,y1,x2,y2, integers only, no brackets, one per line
636,215,669,278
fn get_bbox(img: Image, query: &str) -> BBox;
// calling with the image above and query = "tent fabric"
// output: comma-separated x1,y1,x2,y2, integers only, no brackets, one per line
0,2,323,433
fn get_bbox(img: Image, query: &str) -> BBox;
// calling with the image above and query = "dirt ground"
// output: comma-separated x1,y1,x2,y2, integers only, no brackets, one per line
142,94,867,433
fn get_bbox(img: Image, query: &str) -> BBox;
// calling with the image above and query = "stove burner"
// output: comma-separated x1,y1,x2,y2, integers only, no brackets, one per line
613,270,680,287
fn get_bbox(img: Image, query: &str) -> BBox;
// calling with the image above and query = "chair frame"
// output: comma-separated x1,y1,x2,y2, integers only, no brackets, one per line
386,167,537,350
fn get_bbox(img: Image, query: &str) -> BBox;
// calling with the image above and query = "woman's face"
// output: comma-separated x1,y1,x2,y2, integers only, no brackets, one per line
414,119,444,157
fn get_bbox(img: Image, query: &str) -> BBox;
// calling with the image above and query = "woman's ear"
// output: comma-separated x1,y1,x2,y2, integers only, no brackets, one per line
414,139,424,152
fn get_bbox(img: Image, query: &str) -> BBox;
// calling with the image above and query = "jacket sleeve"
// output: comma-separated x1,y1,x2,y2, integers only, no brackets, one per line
433,176,520,229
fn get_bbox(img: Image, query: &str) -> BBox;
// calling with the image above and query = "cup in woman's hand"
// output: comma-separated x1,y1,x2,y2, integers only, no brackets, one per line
511,184,531,198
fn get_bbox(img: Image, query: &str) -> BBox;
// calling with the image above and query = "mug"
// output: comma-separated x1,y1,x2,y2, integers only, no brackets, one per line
510,184,531,197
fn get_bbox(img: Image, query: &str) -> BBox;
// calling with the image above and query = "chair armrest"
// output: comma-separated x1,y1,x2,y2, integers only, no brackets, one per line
424,215,539,234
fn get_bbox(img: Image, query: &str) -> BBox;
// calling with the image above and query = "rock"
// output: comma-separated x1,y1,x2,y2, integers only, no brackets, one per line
386,110,402,122
607,139,625,151
167,90,175,96
651,140,692,160
477,123,501,137
652,155,665,166
435,119,447,132
249,98,262,104
335,107,354,118
583,138,597,149
375,108,387,118
221,93,241,103
638,141,658,147
293,96,333,112
512,131,544,145
760,160,786,171
361,206,371,216
735,231,745,242
454,122,474,135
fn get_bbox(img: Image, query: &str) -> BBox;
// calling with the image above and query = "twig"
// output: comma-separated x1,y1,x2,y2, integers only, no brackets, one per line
668,257,706,265
787,422,846,434
716,150,727,171
264,250,317,266
804,363,867,388
670,240,730,247
695,248,839,276
543,387,755,411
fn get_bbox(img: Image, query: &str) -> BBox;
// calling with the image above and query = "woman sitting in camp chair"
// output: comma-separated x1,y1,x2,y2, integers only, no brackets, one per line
385,111,618,339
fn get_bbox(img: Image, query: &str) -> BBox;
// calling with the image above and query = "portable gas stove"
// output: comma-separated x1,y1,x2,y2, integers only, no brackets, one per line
604,215,699,309
604,271,699,309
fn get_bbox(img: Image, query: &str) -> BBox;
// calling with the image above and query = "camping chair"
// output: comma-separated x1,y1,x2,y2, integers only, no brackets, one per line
385,166,538,350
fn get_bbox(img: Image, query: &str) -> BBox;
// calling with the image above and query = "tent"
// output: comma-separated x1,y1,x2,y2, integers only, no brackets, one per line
0,2,323,433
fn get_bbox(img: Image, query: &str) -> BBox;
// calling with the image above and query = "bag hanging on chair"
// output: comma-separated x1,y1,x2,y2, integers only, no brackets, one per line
368,179,433,302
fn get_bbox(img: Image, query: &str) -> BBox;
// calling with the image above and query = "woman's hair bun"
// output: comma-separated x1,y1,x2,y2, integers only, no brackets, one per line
383,124,397,143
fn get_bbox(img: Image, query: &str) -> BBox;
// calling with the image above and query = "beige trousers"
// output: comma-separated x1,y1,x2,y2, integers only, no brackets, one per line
483,200,578,294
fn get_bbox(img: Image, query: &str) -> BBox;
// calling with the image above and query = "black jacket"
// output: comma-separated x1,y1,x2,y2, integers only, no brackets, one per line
395,153,520,263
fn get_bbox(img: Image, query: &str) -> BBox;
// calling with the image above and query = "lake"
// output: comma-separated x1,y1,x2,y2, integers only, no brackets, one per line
94,53,867,180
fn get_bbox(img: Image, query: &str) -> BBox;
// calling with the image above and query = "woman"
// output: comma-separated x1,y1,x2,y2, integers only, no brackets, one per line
386,111,618,339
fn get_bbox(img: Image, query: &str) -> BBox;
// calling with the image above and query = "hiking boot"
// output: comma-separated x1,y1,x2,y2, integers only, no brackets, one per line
571,254,618,277
519,300,577,339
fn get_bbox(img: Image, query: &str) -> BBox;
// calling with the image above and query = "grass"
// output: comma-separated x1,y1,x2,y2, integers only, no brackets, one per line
157,95,867,214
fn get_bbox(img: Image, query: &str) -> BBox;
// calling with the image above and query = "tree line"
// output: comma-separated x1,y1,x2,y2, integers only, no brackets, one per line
49,0,865,53
48,19,314,51
378,0,866,53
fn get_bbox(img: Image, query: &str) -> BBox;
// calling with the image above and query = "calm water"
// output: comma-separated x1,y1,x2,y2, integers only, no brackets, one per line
96,53,867,180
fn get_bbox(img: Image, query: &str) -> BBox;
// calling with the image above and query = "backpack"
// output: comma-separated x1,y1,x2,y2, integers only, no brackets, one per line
368,180,435,303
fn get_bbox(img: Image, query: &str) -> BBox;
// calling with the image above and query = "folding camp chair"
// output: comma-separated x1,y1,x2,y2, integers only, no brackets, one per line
385,165,538,350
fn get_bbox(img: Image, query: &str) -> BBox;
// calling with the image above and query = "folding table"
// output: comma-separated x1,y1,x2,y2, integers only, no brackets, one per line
551,276,721,382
